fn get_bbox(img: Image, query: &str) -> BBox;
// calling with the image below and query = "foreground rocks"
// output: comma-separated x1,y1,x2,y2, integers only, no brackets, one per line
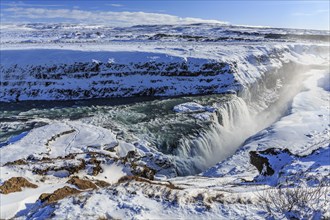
39,186,81,204
0,177,38,194
249,148,293,176
67,176,97,190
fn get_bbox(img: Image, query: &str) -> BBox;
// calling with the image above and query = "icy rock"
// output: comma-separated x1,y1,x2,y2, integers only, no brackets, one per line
92,59,101,64
205,106,217,113
47,170,71,178
173,102,204,112
173,102,216,113
192,112,213,121
103,142,119,151
116,141,136,157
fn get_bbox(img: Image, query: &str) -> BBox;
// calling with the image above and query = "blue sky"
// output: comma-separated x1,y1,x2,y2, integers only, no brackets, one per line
1,1,329,30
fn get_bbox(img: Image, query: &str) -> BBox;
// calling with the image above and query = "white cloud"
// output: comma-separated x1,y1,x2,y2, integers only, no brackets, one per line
108,4,124,7
292,9,329,17
292,12,313,16
3,7,228,26
1,1,63,7
316,9,329,13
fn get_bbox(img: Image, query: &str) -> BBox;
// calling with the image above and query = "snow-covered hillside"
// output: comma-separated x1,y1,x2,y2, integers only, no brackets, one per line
0,23,329,219
0,23,329,102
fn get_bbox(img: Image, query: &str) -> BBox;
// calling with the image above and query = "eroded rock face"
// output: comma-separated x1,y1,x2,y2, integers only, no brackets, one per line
0,177,38,194
39,186,81,203
0,59,236,102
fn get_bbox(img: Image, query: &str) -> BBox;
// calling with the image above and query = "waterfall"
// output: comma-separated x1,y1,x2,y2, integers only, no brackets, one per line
171,61,317,176
173,96,255,175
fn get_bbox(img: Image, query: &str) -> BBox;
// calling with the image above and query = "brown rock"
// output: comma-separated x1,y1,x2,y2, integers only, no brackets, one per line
249,148,292,176
67,177,97,190
4,159,27,166
89,157,102,176
39,193,51,201
249,151,274,176
0,177,38,194
39,186,81,203
94,180,110,188
131,165,156,180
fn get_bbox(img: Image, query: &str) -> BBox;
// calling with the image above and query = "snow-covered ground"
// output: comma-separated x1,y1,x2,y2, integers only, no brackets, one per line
0,23,329,219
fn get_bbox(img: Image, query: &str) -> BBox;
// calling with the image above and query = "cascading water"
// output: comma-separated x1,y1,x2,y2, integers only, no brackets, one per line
172,96,254,175
167,62,327,176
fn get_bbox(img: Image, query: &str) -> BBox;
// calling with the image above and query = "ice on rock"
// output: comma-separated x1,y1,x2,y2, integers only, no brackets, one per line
191,112,214,121
92,59,101,64
116,141,136,157
108,58,115,64
173,102,216,113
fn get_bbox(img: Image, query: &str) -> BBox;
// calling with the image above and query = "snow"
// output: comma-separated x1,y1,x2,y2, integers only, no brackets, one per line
248,69,329,156
0,121,118,165
0,175,66,219
98,163,126,184
34,179,266,220
0,22,329,219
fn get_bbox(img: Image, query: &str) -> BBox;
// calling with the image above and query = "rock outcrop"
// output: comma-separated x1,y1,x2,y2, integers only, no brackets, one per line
0,177,38,194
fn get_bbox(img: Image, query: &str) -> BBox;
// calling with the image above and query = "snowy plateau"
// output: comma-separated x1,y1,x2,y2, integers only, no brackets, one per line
0,23,329,219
